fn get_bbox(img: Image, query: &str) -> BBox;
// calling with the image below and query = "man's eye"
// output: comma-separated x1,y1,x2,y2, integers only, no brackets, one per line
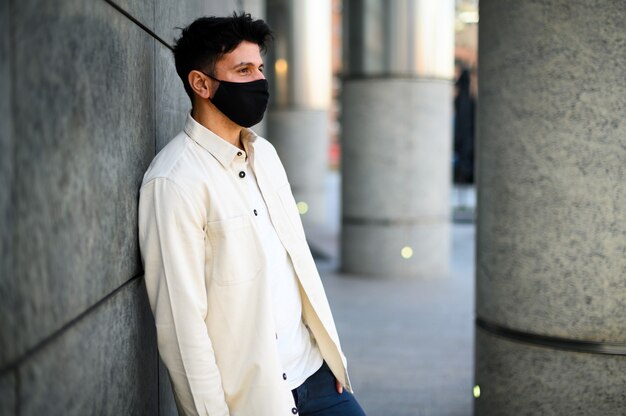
239,68,250,74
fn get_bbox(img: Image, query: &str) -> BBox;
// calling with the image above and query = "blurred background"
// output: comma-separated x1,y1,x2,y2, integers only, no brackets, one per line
1,0,625,415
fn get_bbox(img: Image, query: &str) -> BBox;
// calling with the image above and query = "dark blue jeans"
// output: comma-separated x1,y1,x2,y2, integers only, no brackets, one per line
291,362,367,416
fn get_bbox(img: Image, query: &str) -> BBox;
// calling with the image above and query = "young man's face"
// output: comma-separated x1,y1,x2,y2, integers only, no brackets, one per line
213,41,265,83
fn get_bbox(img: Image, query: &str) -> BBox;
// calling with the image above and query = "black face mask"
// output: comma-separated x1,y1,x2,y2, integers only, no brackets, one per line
204,72,270,128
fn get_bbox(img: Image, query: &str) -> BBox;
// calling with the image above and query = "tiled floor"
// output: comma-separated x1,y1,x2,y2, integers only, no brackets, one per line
312,223,476,416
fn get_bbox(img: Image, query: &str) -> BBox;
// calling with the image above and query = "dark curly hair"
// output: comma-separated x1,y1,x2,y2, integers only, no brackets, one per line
173,12,273,104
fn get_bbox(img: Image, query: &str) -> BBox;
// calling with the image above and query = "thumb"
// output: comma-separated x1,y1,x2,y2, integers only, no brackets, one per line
336,379,344,394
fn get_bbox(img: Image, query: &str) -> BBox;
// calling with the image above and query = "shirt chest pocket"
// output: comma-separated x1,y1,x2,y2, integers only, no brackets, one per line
205,215,263,286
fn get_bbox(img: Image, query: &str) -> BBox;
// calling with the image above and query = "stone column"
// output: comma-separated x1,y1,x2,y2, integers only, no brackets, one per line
265,0,332,228
475,1,626,414
341,0,454,277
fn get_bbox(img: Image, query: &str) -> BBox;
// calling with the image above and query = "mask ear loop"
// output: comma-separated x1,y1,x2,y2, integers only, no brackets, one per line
200,71,221,100
201,71,221,82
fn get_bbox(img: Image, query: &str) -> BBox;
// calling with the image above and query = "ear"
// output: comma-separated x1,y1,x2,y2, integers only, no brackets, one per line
188,70,213,100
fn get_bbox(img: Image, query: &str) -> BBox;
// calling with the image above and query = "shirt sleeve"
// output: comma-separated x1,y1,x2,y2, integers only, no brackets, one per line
138,178,229,416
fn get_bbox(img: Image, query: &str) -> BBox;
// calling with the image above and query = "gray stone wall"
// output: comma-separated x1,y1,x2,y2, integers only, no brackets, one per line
0,0,248,414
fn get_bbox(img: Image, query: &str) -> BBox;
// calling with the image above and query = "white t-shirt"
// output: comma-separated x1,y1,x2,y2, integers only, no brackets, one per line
244,157,323,389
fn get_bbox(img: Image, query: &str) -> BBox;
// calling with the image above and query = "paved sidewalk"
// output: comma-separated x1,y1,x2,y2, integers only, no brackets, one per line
311,224,476,416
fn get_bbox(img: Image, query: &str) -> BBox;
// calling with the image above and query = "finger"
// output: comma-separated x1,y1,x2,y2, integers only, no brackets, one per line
336,379,343,394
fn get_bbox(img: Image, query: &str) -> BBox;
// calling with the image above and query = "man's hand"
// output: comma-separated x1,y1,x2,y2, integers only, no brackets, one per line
336,379,343,394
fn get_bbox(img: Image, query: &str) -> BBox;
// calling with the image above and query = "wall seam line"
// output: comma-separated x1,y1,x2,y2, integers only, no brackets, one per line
0,273,144,377
103,0,173,51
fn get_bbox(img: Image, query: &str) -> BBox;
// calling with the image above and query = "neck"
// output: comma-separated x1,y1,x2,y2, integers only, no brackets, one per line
191,100,243,149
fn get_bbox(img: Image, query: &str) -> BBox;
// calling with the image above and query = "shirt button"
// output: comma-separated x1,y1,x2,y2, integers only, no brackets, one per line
291,407,298,414
283,373,287,380
237,151,242,156
239,171,246,178
253,209,258,216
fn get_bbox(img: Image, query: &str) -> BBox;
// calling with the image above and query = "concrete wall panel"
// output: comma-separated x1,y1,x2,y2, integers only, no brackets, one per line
0,372,16,415
2,0,155,366
0,0,16,373
239,0,265,19
105,0,154,33
155,41,190,152
18,279,158,416
155,0,237,48
159,357,179,416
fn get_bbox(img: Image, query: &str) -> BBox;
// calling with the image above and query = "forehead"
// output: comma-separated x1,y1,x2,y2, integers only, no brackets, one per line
218,41,263,67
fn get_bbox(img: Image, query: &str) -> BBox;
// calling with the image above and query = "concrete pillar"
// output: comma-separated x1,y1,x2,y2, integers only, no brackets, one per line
341,0,454,277
266,0,332,228
475,1,626,414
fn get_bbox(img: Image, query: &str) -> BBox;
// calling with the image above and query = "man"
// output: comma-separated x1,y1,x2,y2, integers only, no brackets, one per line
138,13,365,416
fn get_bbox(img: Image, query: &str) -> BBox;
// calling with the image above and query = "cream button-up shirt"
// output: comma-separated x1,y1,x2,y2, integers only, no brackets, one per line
138,115,351,416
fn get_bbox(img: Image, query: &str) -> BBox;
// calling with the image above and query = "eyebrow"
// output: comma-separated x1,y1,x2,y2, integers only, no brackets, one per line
232,62,264,69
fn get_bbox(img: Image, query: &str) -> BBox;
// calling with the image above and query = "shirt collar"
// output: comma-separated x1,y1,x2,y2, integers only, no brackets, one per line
183,114,258,168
